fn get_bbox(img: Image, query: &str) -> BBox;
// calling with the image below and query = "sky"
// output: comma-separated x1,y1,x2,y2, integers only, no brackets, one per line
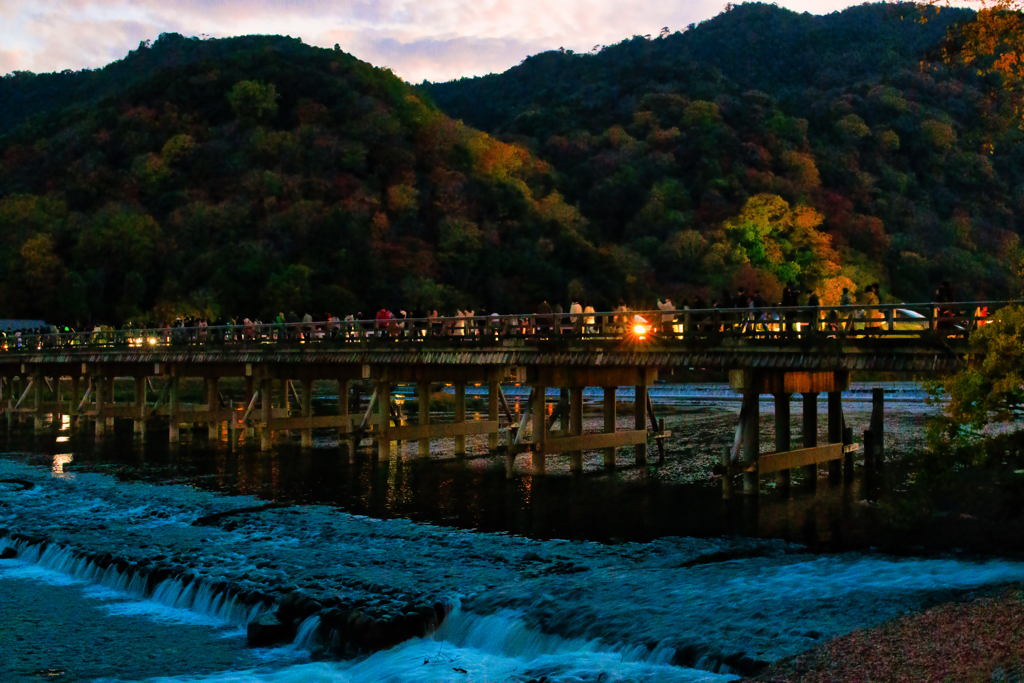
2,0,888,84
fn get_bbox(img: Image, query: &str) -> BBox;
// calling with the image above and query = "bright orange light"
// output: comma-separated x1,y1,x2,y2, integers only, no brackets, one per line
633,324,647,336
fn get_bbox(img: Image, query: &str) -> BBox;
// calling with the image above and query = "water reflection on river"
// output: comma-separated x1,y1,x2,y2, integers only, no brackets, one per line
0,383,937,549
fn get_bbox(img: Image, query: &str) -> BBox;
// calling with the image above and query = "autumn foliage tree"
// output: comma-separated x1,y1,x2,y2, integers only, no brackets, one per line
923,1,1024,125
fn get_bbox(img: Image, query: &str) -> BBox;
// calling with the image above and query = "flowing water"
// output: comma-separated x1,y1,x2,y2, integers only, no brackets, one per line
1,382,1020,682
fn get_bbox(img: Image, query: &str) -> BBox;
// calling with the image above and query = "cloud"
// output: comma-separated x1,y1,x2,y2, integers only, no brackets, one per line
1,0,866,81
325,30,552,83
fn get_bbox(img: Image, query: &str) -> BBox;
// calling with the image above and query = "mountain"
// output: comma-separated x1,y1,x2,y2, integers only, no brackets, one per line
0,34,603,325
422,2,1024,304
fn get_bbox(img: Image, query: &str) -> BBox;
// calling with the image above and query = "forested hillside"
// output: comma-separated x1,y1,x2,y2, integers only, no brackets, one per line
0,34,601,325
1,2,1023,327
424,1,1024,305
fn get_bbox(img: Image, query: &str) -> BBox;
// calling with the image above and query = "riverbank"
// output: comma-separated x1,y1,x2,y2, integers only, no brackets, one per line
745,584,1024,682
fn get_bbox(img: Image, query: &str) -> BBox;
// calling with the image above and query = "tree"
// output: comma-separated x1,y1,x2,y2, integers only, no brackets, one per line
227,80,279,124
723,194,839,288
941,304,1024,429
923,1,1024,125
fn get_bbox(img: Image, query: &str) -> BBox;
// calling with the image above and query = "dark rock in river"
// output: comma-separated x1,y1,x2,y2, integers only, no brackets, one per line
1,546,17,559
247,612,294,647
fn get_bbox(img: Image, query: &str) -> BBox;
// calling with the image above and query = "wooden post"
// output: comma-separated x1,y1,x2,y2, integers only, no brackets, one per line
532,386,547,475
301,379,313,448
10,377,19,430
377,381,392,461
488,381,500,451
244,375,256,441
52,376,62,431
168,376,180,443
802,392,818,485
33,370,45,432
559,388,569,435
134,376,147,439
105,376,115,431
774,392,791,491
721,445,733,499
454,383,466,457
260,378,272,451
843,425,854,476
279,380,290,436
603,387,617,467
634,385,647,465
569,386,584,472
871,388,884,468
207,377,220,441
69,375,80,431
828,390,842,480
418,382,430,459
864,429,875,473
339,379,353,462
95,373,106,437
742,390,759,495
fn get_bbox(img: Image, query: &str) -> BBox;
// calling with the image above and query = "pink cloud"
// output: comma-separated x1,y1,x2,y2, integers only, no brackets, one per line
0,0,874,81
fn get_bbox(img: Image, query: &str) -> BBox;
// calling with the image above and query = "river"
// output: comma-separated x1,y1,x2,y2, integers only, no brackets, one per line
1,382,1021,682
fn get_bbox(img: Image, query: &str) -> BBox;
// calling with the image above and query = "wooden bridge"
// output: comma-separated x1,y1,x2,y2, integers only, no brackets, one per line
0,300,1005,493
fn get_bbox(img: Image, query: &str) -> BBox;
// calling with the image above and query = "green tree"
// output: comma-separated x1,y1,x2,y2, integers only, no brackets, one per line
941,304,1024,429
723,194,838,287
228,80,279,124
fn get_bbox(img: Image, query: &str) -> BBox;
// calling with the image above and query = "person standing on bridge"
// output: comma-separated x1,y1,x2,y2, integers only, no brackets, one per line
781,282,800,335
864,284,881,334
536,300,554,337
657,298,675,336
570,301,584,334
806,290,821,335
583,303,596,335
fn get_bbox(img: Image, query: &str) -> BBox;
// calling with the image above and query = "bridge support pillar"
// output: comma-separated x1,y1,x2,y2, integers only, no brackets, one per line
569,386,584,472
11,377,20,429
454,383,466,457
134,377,147,440
774,392,791,491
559,388,569,435
532,386,547,475
802,392,818,486
301,380,313,448
742,391,759,495
488,382,500,451
417,382,430,459
33,370,44,433
870,388,884,468
278,380,290,436
168,376,180,443
634,385,647,465
105,377,115,431
244,376,256,441
69,375,80,431
340,380,353,462
51,376,62,431
207,378,220,442
260,378,272,451
603,387,617,467
376,381,392,461
95,373,106,437
828,391,843,481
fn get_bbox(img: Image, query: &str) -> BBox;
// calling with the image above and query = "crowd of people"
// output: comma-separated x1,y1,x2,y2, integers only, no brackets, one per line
0,285,988,350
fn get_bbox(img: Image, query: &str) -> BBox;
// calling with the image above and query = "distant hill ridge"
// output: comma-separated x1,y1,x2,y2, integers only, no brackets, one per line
421,1,1024,305
0,2,1021,328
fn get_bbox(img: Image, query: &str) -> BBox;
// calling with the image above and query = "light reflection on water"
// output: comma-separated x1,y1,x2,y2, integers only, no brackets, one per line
0,386,942,547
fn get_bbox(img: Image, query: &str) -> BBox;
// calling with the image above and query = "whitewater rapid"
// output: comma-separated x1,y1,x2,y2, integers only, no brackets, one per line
3,450,1024,681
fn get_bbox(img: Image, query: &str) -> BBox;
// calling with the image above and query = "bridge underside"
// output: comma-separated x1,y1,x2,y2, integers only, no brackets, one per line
0,343,904,484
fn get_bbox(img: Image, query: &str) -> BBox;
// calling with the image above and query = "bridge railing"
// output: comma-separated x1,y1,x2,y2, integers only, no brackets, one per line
0,301,1016,353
